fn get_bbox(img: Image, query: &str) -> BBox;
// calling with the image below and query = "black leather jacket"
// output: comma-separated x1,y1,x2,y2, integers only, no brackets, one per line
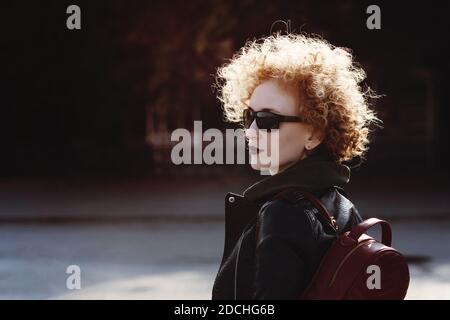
211,146,363,300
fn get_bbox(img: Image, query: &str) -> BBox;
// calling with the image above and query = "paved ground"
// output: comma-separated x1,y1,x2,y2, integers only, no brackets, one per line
0,220,449,300
0,174,449,299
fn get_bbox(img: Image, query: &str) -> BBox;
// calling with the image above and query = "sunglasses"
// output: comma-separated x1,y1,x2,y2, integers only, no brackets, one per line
243,108,304,130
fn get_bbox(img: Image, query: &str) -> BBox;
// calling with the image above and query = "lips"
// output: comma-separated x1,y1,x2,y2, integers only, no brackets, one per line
248,144,263,154
248,146,259,154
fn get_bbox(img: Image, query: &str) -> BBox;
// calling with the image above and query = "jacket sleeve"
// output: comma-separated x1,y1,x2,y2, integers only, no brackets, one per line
253,199,315,300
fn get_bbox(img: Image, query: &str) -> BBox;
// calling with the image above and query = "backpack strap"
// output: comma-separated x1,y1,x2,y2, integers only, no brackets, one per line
301,190,339,233
347,218,392,246
273,188,339,233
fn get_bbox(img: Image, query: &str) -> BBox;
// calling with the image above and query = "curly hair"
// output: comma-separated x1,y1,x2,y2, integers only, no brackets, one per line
214,32,383,164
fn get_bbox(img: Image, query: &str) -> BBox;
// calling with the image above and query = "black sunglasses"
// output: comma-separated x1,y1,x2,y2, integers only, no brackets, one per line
243,108,304,130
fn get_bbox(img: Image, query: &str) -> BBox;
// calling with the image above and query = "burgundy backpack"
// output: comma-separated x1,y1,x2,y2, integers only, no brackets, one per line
299,190,410,300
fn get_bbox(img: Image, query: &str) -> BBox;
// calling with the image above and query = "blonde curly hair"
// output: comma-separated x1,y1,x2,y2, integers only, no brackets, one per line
215,33,383,164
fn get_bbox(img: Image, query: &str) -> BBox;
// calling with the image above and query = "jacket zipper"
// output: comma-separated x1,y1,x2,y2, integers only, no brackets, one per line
234,216,258,300
234,231,245,300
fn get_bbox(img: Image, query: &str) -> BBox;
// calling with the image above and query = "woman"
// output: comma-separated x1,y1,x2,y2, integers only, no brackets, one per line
211,33,382,300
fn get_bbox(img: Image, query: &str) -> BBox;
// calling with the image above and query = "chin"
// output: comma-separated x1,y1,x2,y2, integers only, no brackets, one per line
249,156,279,175
249,160,262,171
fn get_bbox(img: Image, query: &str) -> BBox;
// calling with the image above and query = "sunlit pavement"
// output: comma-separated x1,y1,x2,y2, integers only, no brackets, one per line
0,220,449,300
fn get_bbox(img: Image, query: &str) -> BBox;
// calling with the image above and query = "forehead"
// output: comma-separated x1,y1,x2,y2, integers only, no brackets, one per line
249,78,299,115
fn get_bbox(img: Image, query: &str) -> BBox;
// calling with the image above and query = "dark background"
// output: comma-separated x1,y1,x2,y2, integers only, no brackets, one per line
1,0,449,178
0,1,449,300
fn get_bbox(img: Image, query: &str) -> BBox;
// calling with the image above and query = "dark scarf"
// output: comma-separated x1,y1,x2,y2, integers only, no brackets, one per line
242,144,351,202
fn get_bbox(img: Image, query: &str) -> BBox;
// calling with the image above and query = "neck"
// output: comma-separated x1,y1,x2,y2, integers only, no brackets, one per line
269,154,308,175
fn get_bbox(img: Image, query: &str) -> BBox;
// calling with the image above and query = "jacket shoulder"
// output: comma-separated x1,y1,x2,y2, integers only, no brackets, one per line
270,186,362,233
257,186,352,237
256,196,317,242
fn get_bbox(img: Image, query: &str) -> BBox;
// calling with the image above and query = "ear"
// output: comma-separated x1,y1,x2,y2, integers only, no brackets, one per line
304,126,325,150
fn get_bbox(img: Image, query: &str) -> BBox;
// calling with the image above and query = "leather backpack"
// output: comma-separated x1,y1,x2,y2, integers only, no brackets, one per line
298,190,410,300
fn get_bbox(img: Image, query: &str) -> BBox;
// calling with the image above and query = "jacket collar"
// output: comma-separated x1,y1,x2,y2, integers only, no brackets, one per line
242,144,351,203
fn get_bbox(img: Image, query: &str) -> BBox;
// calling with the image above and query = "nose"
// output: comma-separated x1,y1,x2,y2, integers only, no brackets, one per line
245,120,258,141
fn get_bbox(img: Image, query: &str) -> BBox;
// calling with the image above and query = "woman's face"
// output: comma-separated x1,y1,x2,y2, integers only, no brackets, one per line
245,78,323,175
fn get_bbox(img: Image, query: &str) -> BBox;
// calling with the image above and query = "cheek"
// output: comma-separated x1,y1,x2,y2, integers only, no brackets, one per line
277,126,305,159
